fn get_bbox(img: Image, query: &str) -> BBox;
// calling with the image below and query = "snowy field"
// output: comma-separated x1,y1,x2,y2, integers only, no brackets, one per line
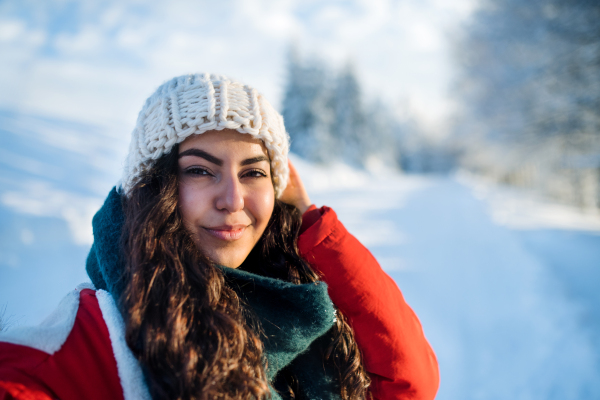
2,111,600,399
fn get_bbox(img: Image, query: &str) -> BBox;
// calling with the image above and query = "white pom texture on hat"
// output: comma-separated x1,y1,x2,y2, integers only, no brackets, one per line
122,73,290,197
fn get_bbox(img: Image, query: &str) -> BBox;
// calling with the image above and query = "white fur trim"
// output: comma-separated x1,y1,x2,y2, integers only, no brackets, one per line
0,282,95,354
96,290,152,400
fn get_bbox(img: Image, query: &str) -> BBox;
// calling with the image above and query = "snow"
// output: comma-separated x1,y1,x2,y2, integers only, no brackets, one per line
457,170,600,232
1,116,600,398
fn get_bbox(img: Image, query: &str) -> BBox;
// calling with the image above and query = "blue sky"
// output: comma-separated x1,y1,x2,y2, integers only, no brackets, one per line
0,0,475,134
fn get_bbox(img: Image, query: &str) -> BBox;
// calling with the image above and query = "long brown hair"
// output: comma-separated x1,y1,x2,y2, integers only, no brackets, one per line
120,145,371,399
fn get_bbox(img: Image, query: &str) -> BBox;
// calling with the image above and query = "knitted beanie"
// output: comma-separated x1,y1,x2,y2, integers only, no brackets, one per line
121,73,290,197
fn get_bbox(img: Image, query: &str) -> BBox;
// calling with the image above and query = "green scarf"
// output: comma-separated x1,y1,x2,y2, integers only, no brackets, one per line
86,187,341,399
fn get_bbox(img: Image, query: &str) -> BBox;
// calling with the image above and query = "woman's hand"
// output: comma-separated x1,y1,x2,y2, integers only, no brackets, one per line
279,160,312,214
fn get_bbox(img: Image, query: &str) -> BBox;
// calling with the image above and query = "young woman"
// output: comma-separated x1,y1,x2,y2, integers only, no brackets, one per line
0,74,439,400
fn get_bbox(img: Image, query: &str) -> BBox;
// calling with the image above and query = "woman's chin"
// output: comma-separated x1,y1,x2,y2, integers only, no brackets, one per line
211,255,244,269
202,246,249,269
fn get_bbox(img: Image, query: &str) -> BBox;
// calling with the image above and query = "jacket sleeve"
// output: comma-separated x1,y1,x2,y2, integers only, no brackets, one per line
0,341,59,400
298,206,439,400
0,380,55,400
0,288,126,400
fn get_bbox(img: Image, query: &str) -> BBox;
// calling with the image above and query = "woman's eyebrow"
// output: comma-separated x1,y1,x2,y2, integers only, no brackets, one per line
178,148,223,166
240,156,269,166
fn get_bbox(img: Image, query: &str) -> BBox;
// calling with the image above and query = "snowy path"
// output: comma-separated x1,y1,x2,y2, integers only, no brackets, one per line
299,164,600,400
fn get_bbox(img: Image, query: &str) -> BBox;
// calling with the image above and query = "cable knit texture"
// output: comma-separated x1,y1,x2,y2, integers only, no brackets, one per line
122,73,290,197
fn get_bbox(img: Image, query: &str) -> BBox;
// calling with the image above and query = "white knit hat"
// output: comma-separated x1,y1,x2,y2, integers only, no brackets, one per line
122,73,290,197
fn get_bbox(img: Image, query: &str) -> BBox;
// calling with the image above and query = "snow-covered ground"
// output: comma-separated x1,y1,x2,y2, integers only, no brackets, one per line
2,112,600,399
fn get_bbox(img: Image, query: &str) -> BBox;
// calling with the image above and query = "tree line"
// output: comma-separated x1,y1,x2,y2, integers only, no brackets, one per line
281,48,457,174
452,0,600,209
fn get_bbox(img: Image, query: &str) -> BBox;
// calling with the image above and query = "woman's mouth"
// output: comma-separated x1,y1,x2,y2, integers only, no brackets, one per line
203,225,246,241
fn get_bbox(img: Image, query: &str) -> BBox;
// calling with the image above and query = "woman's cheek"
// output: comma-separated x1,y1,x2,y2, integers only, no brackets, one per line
178,183,208,227
251,188,275,230
178,185,194,223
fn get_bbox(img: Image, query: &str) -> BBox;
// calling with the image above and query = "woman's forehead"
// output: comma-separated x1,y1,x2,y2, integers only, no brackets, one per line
179,129,270,160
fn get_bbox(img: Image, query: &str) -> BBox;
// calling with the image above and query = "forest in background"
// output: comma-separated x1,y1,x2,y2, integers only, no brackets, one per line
453,0,600,210
281,47,458,175
282,0,600,210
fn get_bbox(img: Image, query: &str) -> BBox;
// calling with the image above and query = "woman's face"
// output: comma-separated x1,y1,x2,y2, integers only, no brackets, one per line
178,129,275,268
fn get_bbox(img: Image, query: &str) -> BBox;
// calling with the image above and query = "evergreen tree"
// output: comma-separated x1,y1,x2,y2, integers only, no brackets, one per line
282,47,336,163
282,46,407,170
332,64,369,167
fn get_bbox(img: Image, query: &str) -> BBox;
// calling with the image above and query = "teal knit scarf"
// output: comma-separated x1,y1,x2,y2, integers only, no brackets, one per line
86,187,340,399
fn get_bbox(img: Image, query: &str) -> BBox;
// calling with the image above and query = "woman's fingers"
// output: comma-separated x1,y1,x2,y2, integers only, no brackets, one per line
279,160,312,214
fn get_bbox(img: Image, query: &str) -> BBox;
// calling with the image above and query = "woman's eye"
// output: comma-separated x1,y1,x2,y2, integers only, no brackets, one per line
185,167,212,176
243,169,267,178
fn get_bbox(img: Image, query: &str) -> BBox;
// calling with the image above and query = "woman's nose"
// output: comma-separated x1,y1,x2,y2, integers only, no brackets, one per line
215,174,244,213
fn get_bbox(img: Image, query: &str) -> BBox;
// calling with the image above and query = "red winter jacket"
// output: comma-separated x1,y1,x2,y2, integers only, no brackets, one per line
0,206,439,400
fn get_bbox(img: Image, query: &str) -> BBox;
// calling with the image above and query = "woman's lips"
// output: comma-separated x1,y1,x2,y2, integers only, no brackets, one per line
203,225,247,241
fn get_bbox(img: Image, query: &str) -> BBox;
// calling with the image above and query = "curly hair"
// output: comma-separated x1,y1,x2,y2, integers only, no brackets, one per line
120,146,371,399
